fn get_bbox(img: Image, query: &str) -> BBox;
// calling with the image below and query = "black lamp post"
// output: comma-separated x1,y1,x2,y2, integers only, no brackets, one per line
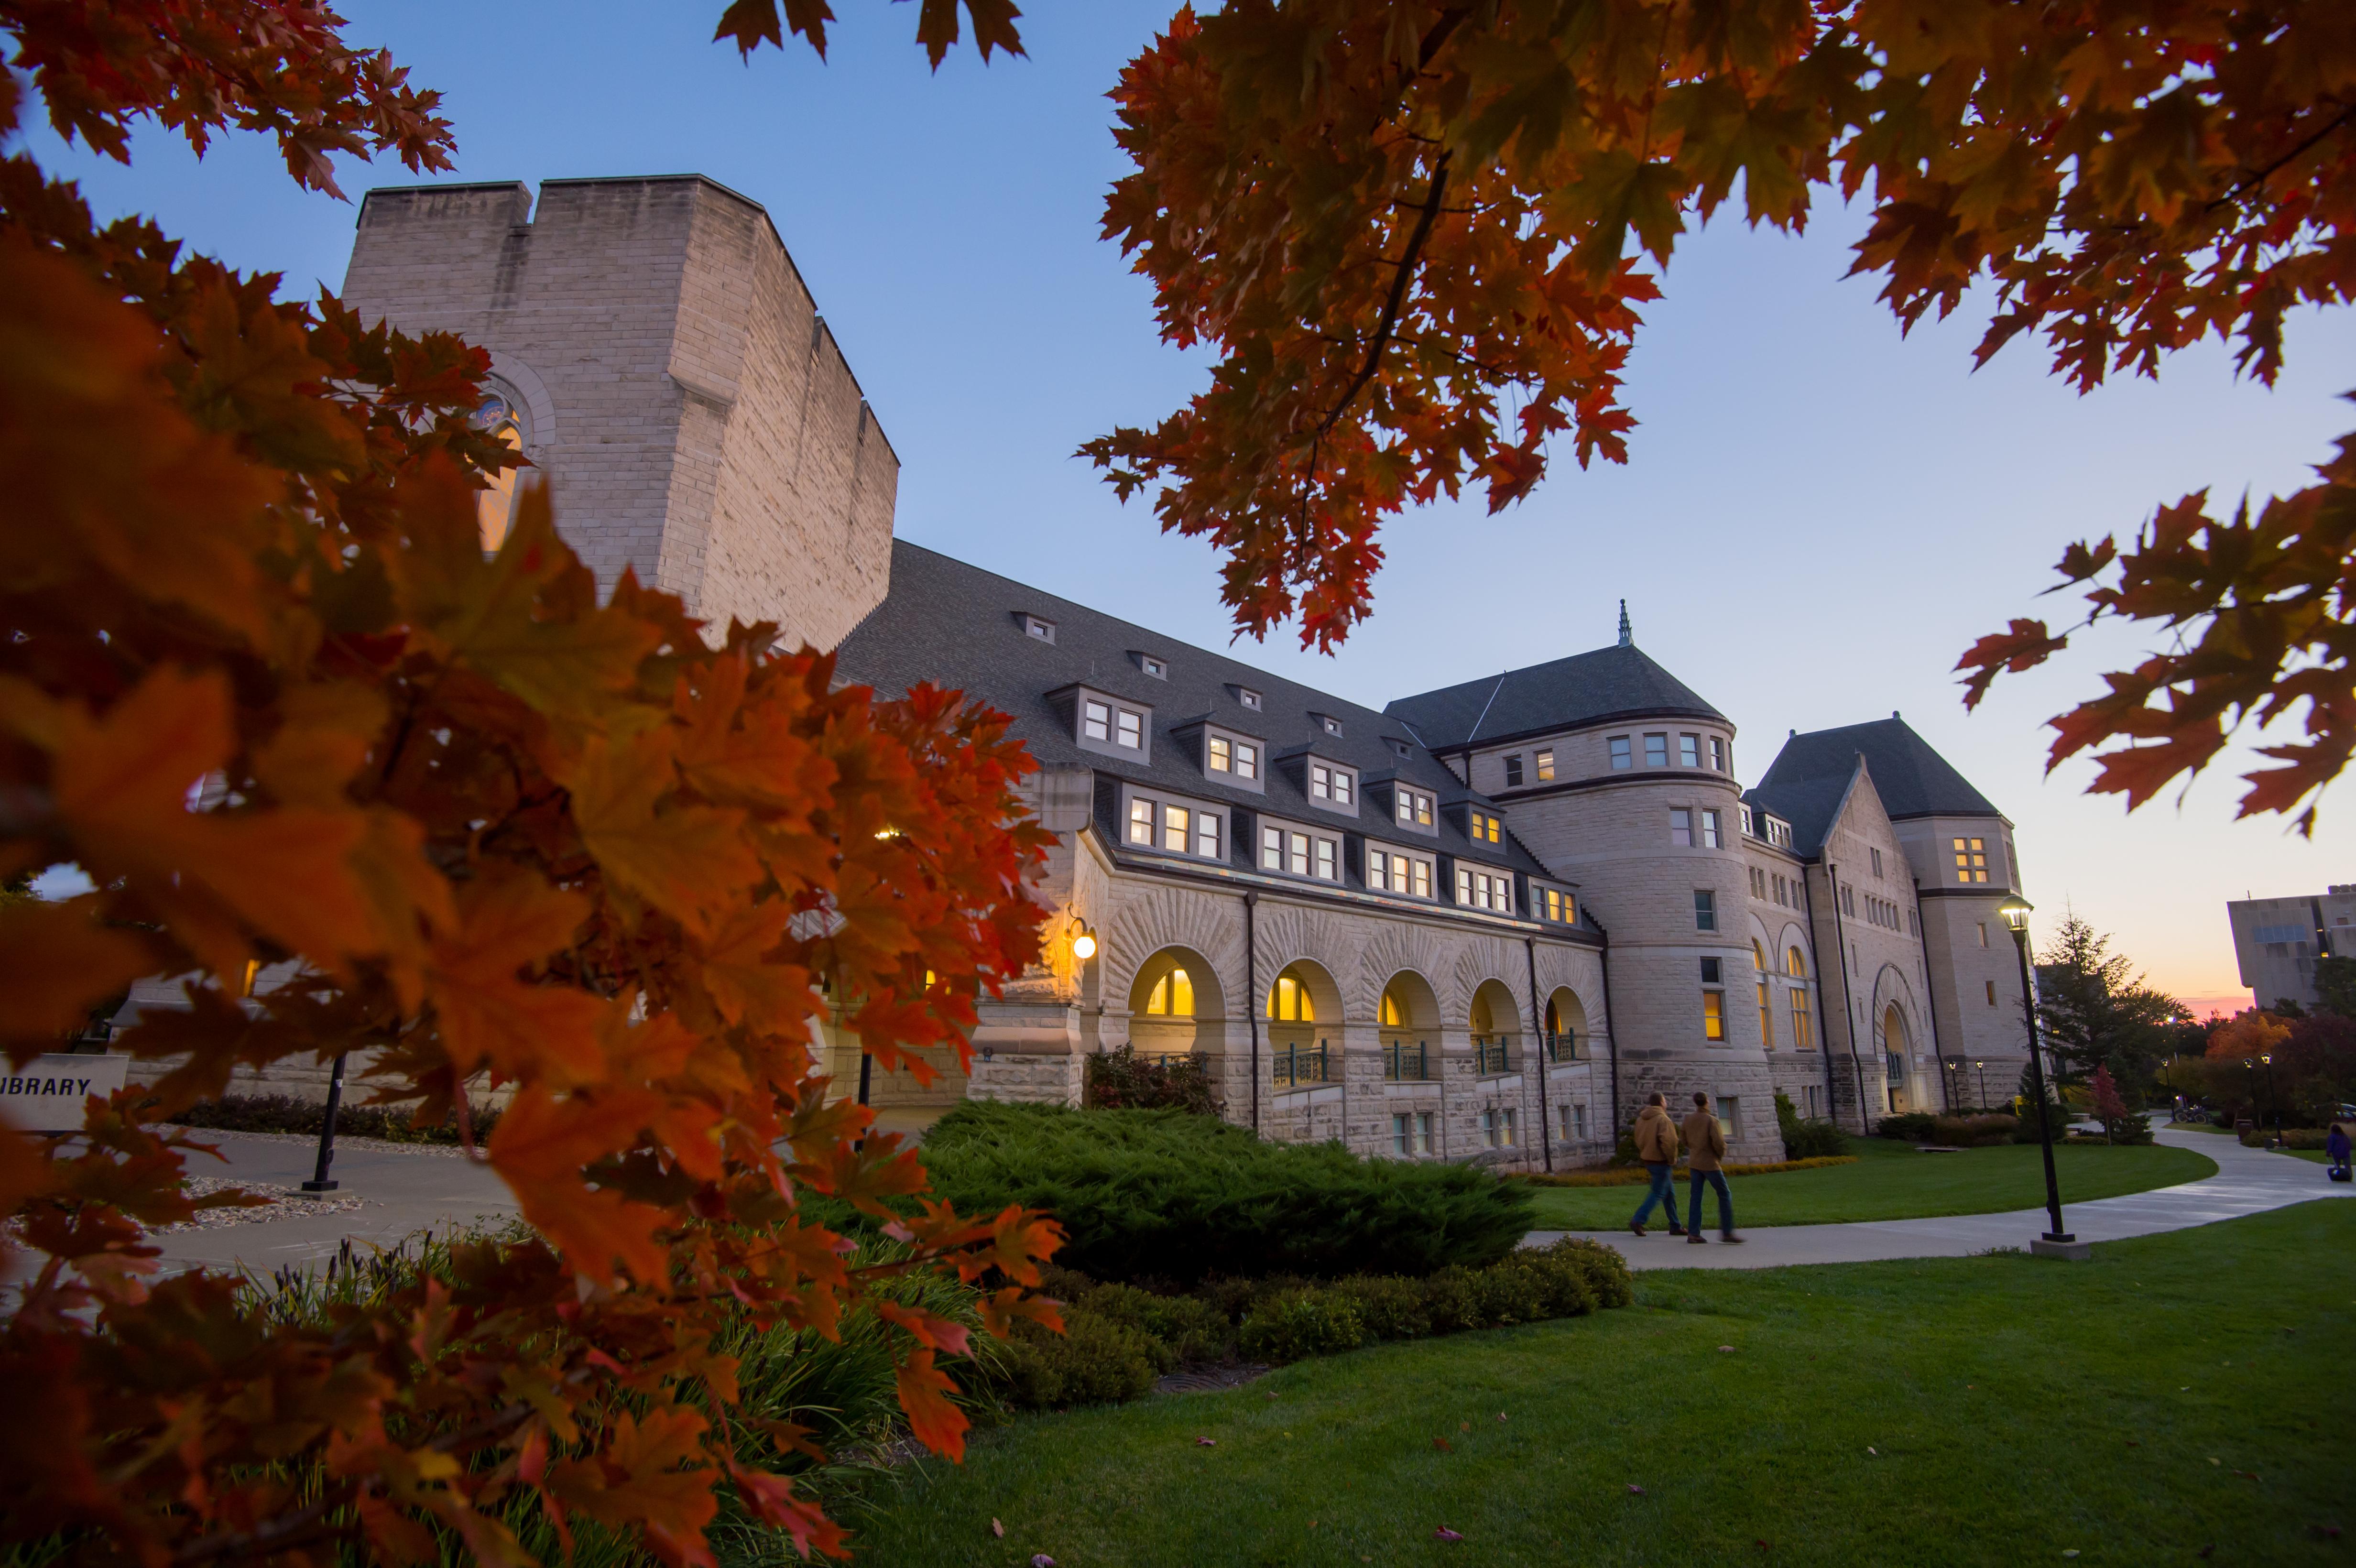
2242,1056,2257,1132
1999,896,2076,1255
1974,1058,1987,1111
2262,1052,2281,1147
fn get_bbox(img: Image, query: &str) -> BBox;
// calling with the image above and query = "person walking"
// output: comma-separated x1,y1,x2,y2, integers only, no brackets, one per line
1628,1092,1685,1237
2328,1116,2352,1183
1682,1092,1745,1245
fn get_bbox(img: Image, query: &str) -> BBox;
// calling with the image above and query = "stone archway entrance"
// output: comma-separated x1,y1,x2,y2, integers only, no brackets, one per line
1883,1004,1911,1113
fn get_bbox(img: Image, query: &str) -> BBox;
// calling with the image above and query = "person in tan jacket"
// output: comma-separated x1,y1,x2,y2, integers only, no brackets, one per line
1627,1093,1686,1237
1682,1092,1745,1244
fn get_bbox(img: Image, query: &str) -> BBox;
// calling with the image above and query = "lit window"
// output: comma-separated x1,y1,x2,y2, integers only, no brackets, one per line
1468,810,1502,844
1145,968,1194,1015
1116,709,1144,749
1315,838,1337,880
1535,749,1555,782
1671,809,1693,847
1953,837,1989,882
1786,946,1807,978
1710,737,1726,773
1163,803,1188,853
1269,973,1314,1021
1680,734,1700,768
1505,754,1525,787
1196,811,1222,860
1609,736,1632,769
1791,988,1812,1049
1260,825,1283,870
1702,989,1725,1041
1083,700,1111,742
1209,735,1232,773
1700,810,1723,849
1289,832,1311,876
1645,733,1669,767
1759,982,1773,1047
1694,890,1717,932
1128,797,1154,845
1411,858,1431,898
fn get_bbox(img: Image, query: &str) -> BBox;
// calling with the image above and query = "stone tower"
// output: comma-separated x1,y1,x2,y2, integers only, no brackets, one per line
339,175,897,651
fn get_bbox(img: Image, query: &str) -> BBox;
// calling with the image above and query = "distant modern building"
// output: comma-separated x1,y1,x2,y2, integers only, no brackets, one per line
2227,887,2356,1012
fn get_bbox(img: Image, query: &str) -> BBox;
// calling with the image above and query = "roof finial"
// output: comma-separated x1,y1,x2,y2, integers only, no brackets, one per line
1616,599,1632,648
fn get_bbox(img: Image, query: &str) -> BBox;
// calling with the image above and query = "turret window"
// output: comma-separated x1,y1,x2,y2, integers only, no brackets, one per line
1609,736,1632,769
1536,749,1556,782
1645,733,1669,767
1680,734,1701,767
1953,837,1990,882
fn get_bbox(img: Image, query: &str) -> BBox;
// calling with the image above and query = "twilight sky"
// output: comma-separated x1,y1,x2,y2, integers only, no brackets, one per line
23,1,2353,1014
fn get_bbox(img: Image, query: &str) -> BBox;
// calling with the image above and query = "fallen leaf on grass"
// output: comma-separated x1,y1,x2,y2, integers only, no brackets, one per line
2062,1551,2080,1559
1756,1541,1770,1552
1195,1437,1216,1447
2232,1470,2261,1481
990,1519,1004,1538
1435,1527,1463,1542
1497,1413,1507,1422
1626,1484,1646,1495
1433,1437,1454,1452
1718,1345,1735,1352
1867,1448,1878,1457
2208,1457,2221,1466
1031,1557,1056,1568
1460,1421,1471,1431
2126,1440,2140,1448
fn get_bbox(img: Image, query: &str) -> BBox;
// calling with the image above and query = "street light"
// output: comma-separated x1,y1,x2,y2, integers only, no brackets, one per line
1998,895,2078,1257
2261,1052,2281,1147
1974,1058,1988,1111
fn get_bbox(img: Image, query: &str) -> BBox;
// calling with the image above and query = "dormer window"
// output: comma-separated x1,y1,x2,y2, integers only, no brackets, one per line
1468,809,1503,846
1022,614,1056,643
1393,785,1435,828
1207,731,1261,782
1387,737,1413,758
1233,686,1263,711
1308,761,1356,808
1082,697,1147,752
1316,714,1344,737
1135,653,1168,680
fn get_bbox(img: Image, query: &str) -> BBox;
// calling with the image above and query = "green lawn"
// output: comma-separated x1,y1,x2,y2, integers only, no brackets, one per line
1522,1135,2214,1230
825,1202,2353,1568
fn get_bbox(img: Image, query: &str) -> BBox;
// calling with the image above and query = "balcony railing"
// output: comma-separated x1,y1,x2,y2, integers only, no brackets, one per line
1271,1042,1329,1088
1541,1031,1582,1064
1472,1035,1515,1077
1383,1041,1433,1081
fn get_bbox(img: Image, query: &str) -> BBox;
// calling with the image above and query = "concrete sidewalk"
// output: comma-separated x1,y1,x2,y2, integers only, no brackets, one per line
1532,1124,2352,1269
155,1131,517,1277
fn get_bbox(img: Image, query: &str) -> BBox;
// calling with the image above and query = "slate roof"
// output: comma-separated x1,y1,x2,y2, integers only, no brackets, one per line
1383,643,1725,750
836,542,1558,883
1752,716,2004,855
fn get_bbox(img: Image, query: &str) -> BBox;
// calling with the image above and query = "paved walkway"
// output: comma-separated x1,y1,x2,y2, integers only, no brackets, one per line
1531,1125,2352,1270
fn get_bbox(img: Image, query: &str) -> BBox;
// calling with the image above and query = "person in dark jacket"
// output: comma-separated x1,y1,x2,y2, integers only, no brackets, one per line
1681,1092,1744,1244
2328,1118,2352,1180
1628,1093,1685,1237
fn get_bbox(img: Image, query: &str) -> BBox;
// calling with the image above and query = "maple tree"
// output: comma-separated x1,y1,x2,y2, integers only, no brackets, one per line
2,4,1061,1564
841,0,2346,831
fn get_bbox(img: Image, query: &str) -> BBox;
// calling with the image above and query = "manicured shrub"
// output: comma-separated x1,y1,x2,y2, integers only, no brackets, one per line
1549,1237,1635,1308
1078,1282,1233,1365
1779,1118,1848,1159
1083,1045,1217,1114
1237,1288,1365,1364
1471,1257,1558,1326
1877,1111,1939,1141
1418,1266,1489,1334
1330,1274,1432,1341
1929,1113,2019,1147
999,1313,1161,1407
921,1101,1535,1284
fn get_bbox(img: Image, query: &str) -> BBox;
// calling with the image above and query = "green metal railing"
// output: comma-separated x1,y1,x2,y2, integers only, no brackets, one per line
1472,1036,1514,1076
1383,1041,1433,1081
1542,1031,1582,1063
1271,1042,1329,1088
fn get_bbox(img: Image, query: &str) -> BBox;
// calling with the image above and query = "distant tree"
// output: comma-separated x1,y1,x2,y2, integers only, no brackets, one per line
2313,954,2356,1020
2034,913,2188,1096
2088,1064,2128,1143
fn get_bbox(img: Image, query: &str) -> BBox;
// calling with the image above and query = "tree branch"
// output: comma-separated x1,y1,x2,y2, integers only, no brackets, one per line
1320,152,1452,436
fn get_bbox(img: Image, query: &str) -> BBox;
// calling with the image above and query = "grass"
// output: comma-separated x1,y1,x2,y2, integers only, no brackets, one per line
821,1201,2354,1568
1520,1133,2214,1230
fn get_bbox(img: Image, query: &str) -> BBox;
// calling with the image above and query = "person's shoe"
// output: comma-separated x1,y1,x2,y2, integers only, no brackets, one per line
1687,1232,1708,1244
1721,1233,1746,1244
1668,1225,1688,1237
1629,1221,1647,1238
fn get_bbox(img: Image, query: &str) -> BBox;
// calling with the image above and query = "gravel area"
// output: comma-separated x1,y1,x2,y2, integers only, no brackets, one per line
150,1176,366,1232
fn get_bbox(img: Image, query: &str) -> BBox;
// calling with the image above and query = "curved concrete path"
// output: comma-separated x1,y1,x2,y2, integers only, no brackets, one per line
1531,1125,2352,1269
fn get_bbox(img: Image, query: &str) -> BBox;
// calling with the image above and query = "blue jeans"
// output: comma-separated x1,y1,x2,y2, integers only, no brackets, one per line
1688,1168,1734,1235
1632,1163,1682,1229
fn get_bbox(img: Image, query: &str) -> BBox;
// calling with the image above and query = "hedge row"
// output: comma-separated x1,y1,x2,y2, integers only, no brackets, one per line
920,1101,1536,1284
996,1238,1634,1408
1513,1154,1858,1188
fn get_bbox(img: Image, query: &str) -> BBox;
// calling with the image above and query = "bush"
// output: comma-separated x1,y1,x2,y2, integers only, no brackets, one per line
1077,1282,1233,1365
1083,1045,1217,1114
1481,1250,1595,1324
1544,1237,1635,1308
998,1312,1162,1407
1238,1288,1366,1364
1418,1266,1488,1334
167,1091,502,1144
1780,1118,1849,1159
1329,1274,1432,1340
1877,1111,1940,1141
921,1101,1535,1284
1929,1113,2019,1147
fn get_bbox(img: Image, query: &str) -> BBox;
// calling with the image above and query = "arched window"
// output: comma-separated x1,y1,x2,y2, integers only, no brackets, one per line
1269,972,1314,1023
1786,945,1808,978
1381,988,1404,1028
1145,968,1194,1017
472,387,529,552
1752,939,1767,970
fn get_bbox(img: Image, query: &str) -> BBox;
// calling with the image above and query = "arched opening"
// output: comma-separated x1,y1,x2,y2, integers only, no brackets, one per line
1469,978,1522,1076
1785,945,1808,978
1882,1004,1911,1111
1379,970,1439,1081
1127,946,1226,1059
1542,986,1588,1063
472,385,529,552
1266,960,1340,1087
1788,946,1814,1051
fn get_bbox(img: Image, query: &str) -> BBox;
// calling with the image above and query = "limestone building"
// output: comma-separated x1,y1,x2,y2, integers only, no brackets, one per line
161,174,2035,1162
2225,887,2356,1013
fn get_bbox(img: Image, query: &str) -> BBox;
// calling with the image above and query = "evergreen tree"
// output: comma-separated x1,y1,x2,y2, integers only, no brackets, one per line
2033,913,2189,1098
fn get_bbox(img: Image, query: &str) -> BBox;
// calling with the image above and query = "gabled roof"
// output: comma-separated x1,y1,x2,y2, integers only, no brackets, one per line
1746,767,1864,859
1757,717,2005,830
1383,643,1725,750
835,542,1553,879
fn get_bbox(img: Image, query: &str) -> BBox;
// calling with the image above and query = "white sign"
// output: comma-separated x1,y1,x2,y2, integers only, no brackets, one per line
1,1053,130,1133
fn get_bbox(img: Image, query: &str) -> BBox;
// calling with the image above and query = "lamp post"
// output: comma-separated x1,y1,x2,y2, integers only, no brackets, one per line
2261,1052,2281,1147
2242,1056,2258,1133
1974,1058,1987,1111
1999,896,2079,1258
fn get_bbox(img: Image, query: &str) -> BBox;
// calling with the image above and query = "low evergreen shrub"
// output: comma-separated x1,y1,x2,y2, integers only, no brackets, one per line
1470,1259,1555,1326
1237,1288,1366,1364
1877,1111,1940,1141
999,1313,1161,1407
921,1101,1535,1284
1330,1274,1432,1340
1928,1113,2019,1147
1775,1092,1849,1158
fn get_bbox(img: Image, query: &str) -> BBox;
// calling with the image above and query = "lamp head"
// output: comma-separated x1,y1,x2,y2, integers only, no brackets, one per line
2260,1052,2271,1065
1996,894,2033,935
1066,915,1097,962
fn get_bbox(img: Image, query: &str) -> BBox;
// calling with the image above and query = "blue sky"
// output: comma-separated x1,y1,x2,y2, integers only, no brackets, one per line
24,0,2354,1010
